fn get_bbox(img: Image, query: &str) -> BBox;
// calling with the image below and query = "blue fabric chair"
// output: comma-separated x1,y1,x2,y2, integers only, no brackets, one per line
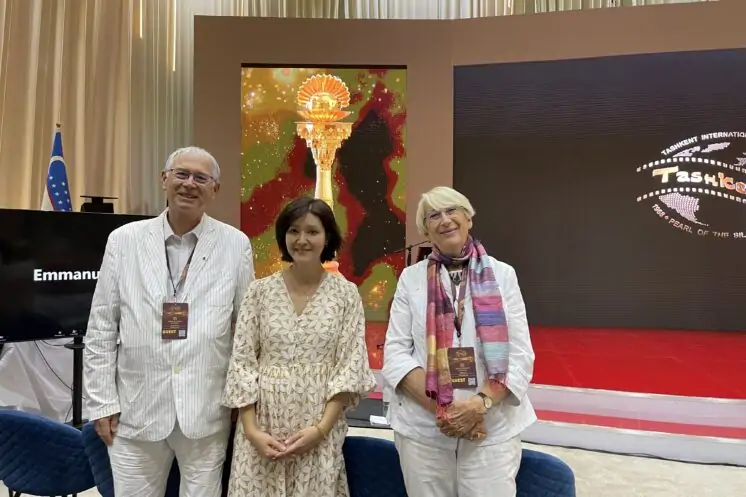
342,435,576,497
0,410,95,497
343,436,408,497
517,449,576,497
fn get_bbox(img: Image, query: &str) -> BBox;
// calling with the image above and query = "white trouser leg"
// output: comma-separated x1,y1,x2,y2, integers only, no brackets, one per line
167,423,230,497
394,433,458,497
457,436,522,497
394,434,522,497
108,434,174,497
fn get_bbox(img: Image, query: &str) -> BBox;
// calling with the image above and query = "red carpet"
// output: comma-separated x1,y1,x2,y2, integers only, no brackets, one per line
531,326,746,399
366,323,746,399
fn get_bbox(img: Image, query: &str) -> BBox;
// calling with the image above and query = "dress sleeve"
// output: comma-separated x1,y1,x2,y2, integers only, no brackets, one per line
222,280,261,408
325,282,378,409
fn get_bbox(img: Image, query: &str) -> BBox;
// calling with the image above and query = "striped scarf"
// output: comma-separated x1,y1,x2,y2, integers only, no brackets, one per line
425,237,509,409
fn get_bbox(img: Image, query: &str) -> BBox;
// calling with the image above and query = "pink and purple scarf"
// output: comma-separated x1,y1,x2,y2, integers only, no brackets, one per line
425,237,509,409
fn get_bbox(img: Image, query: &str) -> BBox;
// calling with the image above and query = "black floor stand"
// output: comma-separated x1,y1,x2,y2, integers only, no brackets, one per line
63,336,86,497
64,336,86,430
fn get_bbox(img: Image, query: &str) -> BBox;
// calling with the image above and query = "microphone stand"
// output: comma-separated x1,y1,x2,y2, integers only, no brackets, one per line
392,240,428,267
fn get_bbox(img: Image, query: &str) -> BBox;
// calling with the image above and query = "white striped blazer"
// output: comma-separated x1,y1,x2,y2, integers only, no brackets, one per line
84,211,254,441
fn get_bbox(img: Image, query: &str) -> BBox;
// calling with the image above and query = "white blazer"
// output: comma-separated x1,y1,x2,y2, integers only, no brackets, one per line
382,256,536,450
84,211,254,441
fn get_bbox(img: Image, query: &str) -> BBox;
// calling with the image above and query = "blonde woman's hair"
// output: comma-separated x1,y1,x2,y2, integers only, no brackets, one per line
415,186,476,235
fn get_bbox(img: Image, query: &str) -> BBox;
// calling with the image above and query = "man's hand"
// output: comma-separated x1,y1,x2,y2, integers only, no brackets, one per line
436,396,486,438
94,414,120,446
246,429,287,460
281,426,325,458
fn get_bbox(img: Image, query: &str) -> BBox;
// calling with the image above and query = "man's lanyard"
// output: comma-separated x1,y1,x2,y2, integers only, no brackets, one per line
166,244,197,298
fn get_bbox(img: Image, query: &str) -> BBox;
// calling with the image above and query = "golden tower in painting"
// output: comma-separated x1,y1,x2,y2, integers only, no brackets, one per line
295,75,353,210
295,74,353,274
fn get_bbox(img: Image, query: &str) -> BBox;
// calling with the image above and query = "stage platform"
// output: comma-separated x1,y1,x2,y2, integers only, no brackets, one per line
349,384,746,467
365,324,746,400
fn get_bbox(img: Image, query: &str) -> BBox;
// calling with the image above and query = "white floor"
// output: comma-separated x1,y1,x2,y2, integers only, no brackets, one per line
2,427,745,497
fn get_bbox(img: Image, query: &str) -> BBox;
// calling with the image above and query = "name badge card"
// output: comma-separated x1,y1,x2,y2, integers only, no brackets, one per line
162,302,188,340
447,347,478,389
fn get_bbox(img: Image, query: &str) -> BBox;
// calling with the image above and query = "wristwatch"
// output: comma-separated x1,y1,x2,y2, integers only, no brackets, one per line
476,392,493,410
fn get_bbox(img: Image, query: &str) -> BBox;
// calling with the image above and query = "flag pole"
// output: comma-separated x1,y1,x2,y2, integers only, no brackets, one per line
42,124,73,212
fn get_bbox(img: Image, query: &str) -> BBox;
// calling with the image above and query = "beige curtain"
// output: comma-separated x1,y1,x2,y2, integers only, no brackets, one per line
0,0,712,214
0,0,133,213
342,0,714,17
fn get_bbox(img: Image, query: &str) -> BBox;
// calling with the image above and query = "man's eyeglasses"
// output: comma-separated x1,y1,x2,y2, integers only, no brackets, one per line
169,168,214,185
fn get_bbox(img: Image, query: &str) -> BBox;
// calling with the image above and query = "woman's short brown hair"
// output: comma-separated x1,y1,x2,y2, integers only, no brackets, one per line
275,197,342,263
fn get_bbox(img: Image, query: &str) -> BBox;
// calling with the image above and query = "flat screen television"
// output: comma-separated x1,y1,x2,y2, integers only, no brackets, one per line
0,209,153,343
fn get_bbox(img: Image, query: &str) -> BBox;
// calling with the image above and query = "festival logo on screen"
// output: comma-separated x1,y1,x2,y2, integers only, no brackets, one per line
636,132,746,239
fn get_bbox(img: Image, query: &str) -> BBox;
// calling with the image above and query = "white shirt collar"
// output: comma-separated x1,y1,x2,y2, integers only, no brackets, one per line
164,212,205,241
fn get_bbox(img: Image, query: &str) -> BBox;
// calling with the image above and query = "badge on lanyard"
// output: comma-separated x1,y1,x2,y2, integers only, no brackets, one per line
162,302,189,340
163,236,196,340
447,268,475,388
447,347,478,389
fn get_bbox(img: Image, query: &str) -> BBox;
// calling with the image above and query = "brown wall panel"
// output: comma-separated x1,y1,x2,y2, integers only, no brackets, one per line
194,1,745,246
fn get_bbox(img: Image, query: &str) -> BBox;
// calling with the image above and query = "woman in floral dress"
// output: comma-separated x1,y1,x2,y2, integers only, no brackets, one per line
222,197,377,497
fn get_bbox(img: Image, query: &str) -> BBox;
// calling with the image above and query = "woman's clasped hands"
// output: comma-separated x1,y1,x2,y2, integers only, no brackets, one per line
436,396,488,441
247,425,326,460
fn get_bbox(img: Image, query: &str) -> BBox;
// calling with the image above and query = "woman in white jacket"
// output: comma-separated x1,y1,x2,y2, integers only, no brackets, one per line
382,186,536,497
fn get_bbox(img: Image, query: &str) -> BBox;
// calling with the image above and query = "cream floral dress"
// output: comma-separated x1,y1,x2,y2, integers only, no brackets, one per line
222,272,377,497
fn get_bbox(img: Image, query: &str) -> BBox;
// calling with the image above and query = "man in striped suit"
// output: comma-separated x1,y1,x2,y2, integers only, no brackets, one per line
84,146,255,497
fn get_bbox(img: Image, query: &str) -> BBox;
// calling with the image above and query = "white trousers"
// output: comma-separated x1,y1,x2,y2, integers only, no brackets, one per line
108,422,230,497
394,434,522,497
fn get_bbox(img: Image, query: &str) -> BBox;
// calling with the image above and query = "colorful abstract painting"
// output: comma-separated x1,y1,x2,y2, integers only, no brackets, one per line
239,66,407,369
